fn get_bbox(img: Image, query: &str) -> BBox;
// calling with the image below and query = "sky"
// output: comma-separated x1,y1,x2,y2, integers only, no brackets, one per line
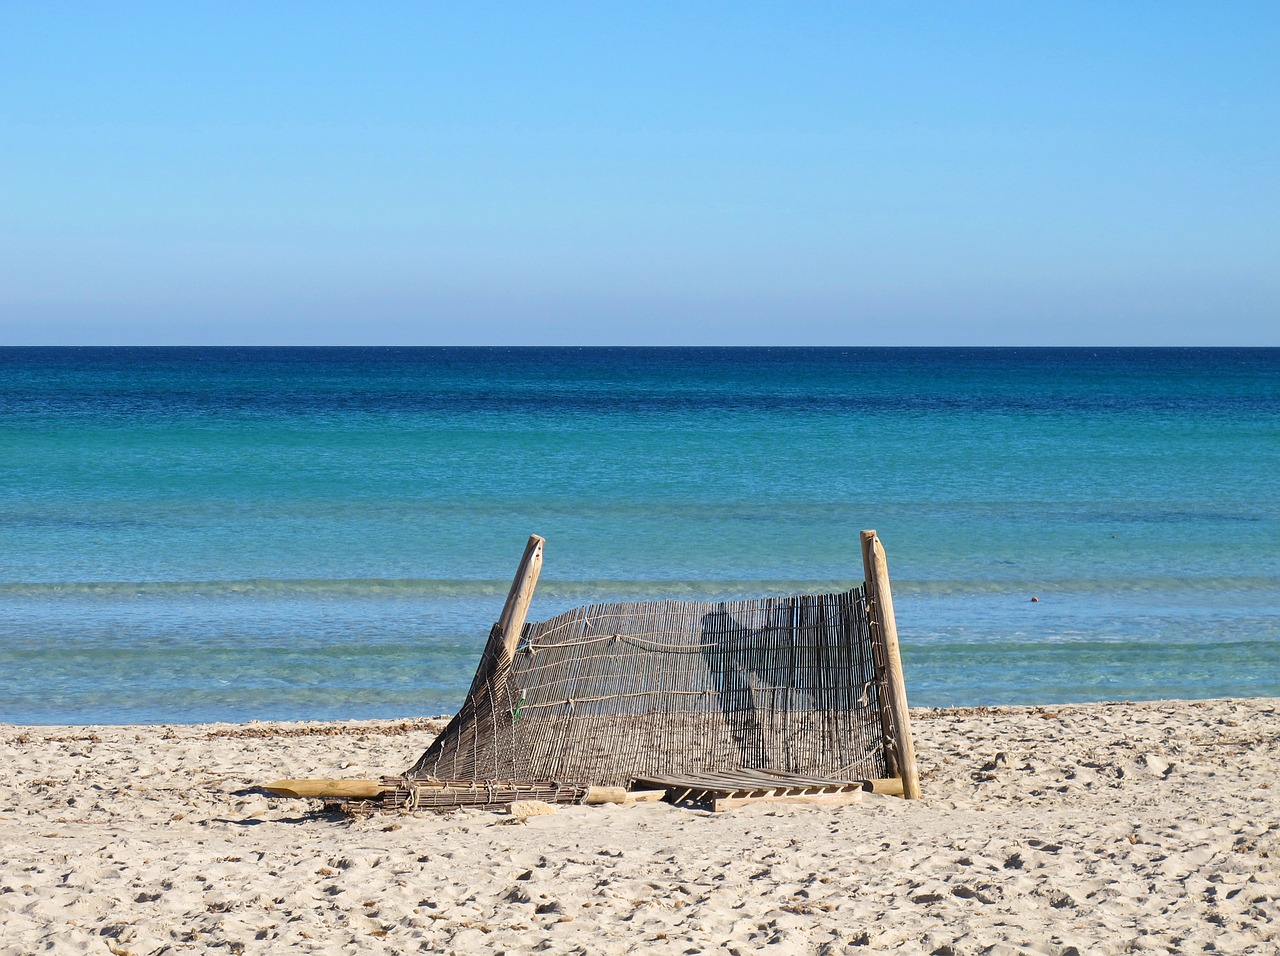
1,2,1277,345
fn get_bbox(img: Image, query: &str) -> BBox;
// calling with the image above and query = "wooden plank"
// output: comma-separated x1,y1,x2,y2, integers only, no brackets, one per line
694,770,746,783
636,769,864,792
731,770,800,786
633,773,719,790
861,530,922,800
643,771,878,810
742,769,819,782
265,779,389,799
865,777,905,796
713,790,865,812
581,786,629,805
703,771,783,788
623,790,669,803
702,772,769,788
745,769,862,788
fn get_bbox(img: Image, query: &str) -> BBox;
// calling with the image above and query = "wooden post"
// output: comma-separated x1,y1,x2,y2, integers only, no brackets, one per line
860,530,921,799
478,534,545,755
860,532,896,778
404,534,545,781
497,534,545,663
265,779,389,799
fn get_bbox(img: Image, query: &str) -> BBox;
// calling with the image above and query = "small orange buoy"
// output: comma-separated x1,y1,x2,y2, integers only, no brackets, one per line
1030,596,1039,602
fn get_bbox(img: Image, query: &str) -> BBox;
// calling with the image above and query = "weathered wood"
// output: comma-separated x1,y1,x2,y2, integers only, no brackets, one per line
265,779,389,799
713,790,865,812
631,768,869,812
860,531,896,778
730,769,859,788
861,530,921,799
581,786,629,805
632,769,865,792
497,534,545,662
865,777,905,796
622,789,669,803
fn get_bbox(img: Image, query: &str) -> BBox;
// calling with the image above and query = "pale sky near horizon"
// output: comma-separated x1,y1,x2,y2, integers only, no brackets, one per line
1,2,1277,346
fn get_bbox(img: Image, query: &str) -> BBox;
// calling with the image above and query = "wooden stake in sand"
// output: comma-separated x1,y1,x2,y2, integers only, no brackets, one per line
861,529,921,799
496,534,545,665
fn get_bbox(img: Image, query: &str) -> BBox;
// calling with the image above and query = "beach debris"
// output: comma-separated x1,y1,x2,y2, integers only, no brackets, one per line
263,530,921,814
631,769,882,813
265,779,387,799
405,532,920,802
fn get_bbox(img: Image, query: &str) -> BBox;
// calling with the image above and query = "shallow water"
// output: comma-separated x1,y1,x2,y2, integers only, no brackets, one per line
2,347,1277,722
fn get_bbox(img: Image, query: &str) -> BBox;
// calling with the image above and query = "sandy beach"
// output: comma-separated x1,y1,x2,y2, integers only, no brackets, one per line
2,697,1276,955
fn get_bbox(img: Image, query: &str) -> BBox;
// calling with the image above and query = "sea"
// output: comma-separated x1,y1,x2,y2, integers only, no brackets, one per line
2,347,1277,725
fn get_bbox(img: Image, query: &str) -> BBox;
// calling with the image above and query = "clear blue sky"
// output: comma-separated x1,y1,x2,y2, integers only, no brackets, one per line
1,2,1276,345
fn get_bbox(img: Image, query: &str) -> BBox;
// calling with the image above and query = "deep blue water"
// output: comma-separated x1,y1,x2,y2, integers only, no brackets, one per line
2,347,1277,723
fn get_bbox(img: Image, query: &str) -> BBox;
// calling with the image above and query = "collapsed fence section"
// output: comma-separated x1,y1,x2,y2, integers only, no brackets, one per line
408,531,919,798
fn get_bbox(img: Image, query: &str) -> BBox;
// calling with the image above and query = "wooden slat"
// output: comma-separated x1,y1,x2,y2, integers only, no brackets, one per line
265,779,389,799
634,769,866,794
719,770,788,786
632,769,870,812
623,790,669,803
749,769,863,787
714,790,865,812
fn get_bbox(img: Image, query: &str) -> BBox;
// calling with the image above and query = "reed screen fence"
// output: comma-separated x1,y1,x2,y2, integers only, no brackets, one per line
408,587,894,788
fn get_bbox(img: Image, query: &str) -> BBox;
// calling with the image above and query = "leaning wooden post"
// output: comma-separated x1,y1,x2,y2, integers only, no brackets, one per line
478,533,544,764
404,534,544,781
497,534,545,664
860,530,921,799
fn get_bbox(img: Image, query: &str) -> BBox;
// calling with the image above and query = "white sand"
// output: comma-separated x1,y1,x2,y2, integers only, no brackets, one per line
2,698,1277,955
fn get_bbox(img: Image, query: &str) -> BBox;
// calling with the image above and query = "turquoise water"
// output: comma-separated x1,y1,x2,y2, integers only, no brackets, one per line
2,347,1277,723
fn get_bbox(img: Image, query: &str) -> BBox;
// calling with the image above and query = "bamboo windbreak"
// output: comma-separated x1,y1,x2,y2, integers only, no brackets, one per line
407,532,920,798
